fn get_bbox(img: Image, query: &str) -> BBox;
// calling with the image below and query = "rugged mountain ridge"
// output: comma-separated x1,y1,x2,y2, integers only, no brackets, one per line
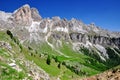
0,4,120,80
1,4,120,42
1,4,119,59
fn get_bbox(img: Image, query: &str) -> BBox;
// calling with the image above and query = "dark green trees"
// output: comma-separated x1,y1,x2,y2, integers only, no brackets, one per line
6,30,13,39
46,55,51,65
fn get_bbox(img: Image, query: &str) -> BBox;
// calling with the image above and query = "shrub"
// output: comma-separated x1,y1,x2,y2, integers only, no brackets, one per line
58,62,61,69
28,46,33,50
46,55,51,65
54,56,58,63
6,30,13,39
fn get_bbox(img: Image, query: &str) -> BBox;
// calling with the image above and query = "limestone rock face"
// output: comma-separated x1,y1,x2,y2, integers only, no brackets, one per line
12,4,42,26
13,4,32,26
0,4,120,60
69,33,120,48
31,8,42,21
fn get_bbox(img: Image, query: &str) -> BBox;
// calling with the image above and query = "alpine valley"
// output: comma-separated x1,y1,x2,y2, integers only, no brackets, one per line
0,4,120,80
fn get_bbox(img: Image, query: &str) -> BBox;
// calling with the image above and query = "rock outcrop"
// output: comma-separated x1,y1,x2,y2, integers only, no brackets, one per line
13,4,32,26
31,8,42,21
69,33,120,48
0,41,12,50
12,4,42,26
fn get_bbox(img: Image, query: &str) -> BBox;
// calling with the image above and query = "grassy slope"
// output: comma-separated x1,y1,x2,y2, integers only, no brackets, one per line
0,48,27,80
0,31,76,80
22,46,81,80
25,40,108,78
0,30,119,80
0,31,30,80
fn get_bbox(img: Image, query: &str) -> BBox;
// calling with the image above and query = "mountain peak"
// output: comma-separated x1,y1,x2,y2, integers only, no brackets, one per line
13,4,32,25
13,4,30,15
22,4,30,8
12,4,41,25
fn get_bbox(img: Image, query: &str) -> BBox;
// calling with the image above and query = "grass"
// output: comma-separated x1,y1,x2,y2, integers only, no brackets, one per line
0,30,120,80
0,62,26,80
22,47,60,76
0,31,10,41
0,31,28,80
22,37,111,79
38,42,107,77
0,48,10,58
22,47,81,79
37,42,60,56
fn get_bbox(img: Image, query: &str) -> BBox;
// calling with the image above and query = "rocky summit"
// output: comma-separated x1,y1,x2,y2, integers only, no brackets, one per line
0,4,120,80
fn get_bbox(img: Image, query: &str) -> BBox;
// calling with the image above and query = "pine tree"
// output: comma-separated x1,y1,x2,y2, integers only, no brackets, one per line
58,62,61,69
46,55,51,65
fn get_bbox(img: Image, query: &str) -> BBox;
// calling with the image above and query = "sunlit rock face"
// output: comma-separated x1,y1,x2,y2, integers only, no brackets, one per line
12,4,42,26
13,4,32,26
31,8,42,21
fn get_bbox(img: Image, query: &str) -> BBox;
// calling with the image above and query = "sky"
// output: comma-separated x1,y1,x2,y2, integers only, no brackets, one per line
0,0,120,31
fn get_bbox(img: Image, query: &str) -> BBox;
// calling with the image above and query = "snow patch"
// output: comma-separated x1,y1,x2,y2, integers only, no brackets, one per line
42,26,48,33
28,21,48,34
53,27,68,33
30,33,41,42
45,32,54,48
111,48,120,57
39,23,48,33
98,53,106,61
72,41,93,51
93,27,99,33
28,21,43,42
29,21,40,32
85,41,93,48
71,25,87,33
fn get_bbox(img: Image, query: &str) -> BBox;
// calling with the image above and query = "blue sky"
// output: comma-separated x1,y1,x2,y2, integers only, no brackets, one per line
0,0,120,31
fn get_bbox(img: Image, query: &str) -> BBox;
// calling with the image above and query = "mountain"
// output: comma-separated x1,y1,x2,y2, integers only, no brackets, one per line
0,4,120,80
